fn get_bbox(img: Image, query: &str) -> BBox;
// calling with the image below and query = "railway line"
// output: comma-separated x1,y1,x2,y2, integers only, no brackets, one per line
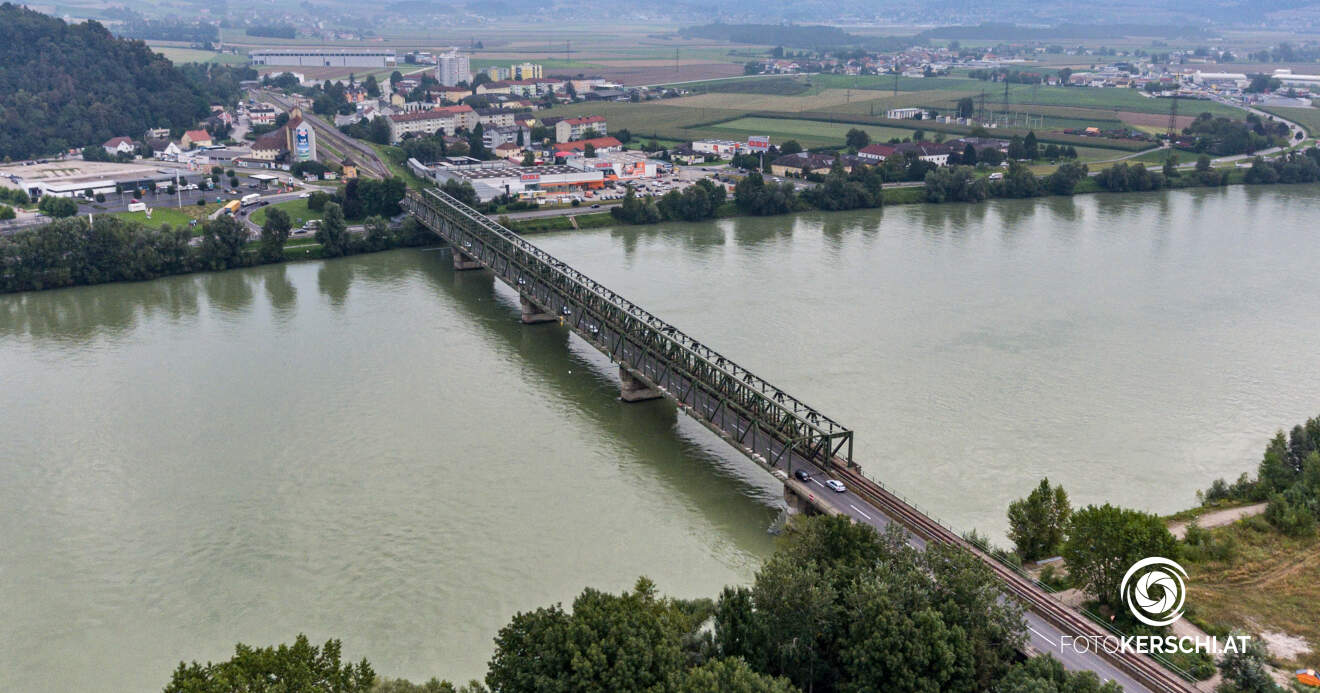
832,463,1197,693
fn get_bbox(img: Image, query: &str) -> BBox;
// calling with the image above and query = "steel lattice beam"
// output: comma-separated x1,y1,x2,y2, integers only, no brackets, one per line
405,188,855,468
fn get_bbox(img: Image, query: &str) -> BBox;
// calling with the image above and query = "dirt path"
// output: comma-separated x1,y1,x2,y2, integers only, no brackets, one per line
1169,503,1268,539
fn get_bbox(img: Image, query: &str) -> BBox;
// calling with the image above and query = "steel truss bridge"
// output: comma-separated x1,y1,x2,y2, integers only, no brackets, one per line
403,187,1196,693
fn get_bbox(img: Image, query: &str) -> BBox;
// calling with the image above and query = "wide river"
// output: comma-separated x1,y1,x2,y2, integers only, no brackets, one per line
4,185,1320,691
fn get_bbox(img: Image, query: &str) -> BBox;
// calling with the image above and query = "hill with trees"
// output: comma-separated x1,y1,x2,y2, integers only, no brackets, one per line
0,3,250,160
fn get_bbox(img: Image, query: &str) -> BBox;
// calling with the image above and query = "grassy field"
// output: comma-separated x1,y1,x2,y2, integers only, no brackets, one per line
1184,520,1320,669
707,117,918,148
148,44,248,65
1259,106,1320,138
251,198,323,228
112,203,220,232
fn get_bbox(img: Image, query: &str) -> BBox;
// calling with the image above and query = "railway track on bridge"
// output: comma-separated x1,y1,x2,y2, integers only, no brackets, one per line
406,187,1199,693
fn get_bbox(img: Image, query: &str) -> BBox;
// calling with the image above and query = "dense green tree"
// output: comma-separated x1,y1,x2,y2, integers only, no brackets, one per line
199,215,246,270
364,74,381,98
0,204,14,220
845,128,870,151
1023,131,1039,160
715,516,1024,693
996,654,1123,692
803,160,881,211
307,191,331,212
375,679,488,692
364,215,392,251
0,5,251,159
1062,504,1178,610
37,196,78,218
486,576,703,693
997,161,1043,198
315,202,351,258
1163,152,1180,178
961,143,978,165
779,140,803,156
1095,163,1164,192
164,634,374,693
1216,633,1282,692
677,657,795,693
956,97,975,118
1045,161,1089,195
259,207,292,262
924,166,987,203
733,172,798,216
1007,478,1071,561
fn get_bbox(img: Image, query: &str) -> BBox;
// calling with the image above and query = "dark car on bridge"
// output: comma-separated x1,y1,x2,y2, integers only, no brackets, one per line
793,469,810,482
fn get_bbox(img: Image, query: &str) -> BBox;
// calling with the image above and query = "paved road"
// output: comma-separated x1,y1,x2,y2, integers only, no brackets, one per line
789,470,1152,692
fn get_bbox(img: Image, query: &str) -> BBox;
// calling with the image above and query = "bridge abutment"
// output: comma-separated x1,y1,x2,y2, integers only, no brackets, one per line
619,366,663,403
451,249,483,271
519,296,557,324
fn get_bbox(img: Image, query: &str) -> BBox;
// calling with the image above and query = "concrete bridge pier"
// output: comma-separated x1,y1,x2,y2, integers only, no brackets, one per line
451,249,482,271
519,296,557,324
783,485,806,515
619,366,663,403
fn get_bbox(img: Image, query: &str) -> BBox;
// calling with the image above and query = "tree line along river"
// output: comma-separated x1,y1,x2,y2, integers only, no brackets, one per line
3,184,1320,691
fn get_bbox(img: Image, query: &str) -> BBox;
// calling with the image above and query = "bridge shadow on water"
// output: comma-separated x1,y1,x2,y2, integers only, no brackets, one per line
409,248,785,550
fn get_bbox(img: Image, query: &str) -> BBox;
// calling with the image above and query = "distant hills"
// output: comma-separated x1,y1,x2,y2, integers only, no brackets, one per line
0,4,248,160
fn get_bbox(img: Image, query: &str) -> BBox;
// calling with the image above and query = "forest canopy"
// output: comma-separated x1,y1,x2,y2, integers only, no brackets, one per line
0,3,252,160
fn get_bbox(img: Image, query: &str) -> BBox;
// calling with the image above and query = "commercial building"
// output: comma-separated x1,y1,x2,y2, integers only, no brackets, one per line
563,151,664,181
692,139,743,158
886,107,930,120
1191,71,1248,89
424,162,605,201
436,49,472,87
555,115,607,143
251,49,396,68
1271,69,1320,88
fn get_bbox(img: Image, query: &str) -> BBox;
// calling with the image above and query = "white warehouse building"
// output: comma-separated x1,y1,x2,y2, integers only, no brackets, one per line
251,49,397,68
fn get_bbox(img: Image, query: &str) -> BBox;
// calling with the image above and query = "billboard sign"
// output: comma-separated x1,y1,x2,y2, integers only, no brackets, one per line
294,125,313,161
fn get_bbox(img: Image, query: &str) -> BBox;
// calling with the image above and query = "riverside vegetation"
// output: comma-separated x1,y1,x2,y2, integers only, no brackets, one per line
999,413,1320,687
0,177,414,294
162,515,1126,693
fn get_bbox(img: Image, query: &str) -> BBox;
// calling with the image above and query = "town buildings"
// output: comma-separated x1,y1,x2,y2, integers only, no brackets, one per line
554,115,607,143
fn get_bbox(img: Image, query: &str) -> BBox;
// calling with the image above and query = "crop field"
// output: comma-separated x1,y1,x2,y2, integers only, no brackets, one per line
148,45,249,65
1259,106,1320,137
660,89,887,114
707,117,918,147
